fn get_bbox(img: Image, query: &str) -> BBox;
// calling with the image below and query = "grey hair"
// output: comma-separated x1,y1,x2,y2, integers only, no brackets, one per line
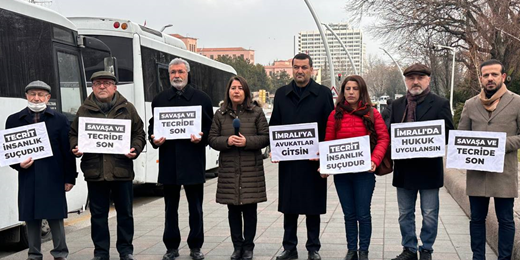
168,58,190,73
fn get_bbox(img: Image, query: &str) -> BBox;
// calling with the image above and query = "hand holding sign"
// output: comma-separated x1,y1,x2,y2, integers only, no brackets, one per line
20,157,34,169
151,135,166,147
72,146,83,157
190,132,203,144
125,147,137,159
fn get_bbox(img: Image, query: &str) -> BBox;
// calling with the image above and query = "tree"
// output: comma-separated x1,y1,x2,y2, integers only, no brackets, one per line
345,0,520,98
269,71,292,91
215,56,272,92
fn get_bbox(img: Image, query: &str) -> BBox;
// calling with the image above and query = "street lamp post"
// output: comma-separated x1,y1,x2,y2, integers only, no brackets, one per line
303,0,336,88
321,23,358,75
160,24,173,32
433,44,456,115
380,47,407,92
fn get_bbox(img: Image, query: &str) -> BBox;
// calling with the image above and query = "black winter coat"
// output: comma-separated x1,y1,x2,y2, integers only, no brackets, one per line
148,85,213,185
269,79,334,214
388,92,454,190
6,107,77,221
209,105,269,205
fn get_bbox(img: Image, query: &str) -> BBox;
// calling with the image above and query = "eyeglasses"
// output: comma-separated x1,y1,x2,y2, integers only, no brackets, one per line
93,81,116,87
27,92,49,97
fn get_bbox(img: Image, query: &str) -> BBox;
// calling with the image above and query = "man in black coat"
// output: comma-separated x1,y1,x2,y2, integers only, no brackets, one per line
269,53,334,260
148,58,213,260
6,80,77,260
387,64,454,260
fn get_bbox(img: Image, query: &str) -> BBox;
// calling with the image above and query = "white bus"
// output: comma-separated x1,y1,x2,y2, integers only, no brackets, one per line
68,17,237,189
0,0,112,246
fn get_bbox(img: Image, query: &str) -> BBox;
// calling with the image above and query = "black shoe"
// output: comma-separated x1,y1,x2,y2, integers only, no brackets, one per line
391,249,417,260
419,250,431,260
230,249,242,260
242,250,253,260
163,249,180,260
276,249,298,260
91,257,109,260
344,250,358,260
308,251,321,260
120,255,135,260
358,251,368,260
190,248,205,260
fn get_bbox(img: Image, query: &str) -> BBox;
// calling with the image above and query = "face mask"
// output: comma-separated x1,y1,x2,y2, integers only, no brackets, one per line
27,101,47,112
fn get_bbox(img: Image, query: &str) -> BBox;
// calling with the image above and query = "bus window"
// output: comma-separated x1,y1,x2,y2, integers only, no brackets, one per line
82,36,133,83
57,51,83,121
157,64,169,93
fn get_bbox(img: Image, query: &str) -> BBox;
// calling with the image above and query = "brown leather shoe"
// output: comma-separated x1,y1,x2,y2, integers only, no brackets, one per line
54,258,67,260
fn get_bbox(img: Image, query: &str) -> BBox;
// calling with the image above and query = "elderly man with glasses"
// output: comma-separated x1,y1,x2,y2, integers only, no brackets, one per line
69,71,146,260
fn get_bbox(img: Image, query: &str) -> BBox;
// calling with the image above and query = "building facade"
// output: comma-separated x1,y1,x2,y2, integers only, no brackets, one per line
171,34,198,52
197,47,255,64
299,23,365,76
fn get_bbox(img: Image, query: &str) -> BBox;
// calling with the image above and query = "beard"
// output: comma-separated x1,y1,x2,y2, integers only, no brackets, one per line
483,80,503,98
408,84,424,96
171,78,187,90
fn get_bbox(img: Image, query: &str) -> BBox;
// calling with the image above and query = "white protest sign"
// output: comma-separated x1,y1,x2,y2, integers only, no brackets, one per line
78,117,131,154
269,123,319,161
0,122,53,167
391,119,446,159
153,106,201,140
446,130,506,173
319,135,372,174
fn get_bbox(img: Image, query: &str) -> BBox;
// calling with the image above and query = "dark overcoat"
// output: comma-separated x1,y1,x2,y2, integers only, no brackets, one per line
269,79,334,214
209,105,269,205
6,107,77,221
388,92,454,190
148,84,213,185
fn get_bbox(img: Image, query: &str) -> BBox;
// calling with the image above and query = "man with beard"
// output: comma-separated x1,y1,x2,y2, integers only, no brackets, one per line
269,53,334,260
386,63,454,260
148,58,213,260
458,59,520,260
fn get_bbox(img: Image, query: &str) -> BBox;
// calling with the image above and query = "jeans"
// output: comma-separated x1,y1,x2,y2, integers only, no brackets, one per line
396,187,439,253
469,196,515,260
334,172,376,251
88,181,134,258
228,203,257,251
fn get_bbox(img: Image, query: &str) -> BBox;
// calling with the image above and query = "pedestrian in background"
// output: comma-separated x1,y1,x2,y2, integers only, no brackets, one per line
208,76,269,260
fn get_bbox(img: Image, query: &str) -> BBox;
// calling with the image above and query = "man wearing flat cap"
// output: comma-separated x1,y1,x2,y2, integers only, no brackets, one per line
386,63,454,260
69,71,146,260
5,80,77,260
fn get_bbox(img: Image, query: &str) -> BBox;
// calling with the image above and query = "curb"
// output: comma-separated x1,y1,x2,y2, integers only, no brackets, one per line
444,167,520,259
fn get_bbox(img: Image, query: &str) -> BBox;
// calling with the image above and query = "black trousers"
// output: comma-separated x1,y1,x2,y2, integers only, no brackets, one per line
228,203,258,251
87,181,134,258
163,184,204,250
283,214,321,252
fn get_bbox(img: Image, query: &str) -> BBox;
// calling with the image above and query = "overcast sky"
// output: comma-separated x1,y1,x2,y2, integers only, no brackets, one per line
48,0,385,65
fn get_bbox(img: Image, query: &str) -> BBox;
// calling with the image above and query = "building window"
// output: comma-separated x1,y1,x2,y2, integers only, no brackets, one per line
210,55,214,59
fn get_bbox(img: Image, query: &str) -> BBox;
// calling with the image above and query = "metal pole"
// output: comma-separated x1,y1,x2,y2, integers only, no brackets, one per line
380,47,406,92
303,0,336,88
434,44,456,115
321,23,358,75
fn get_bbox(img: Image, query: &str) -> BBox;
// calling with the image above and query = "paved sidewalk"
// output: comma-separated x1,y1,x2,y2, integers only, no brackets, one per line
3,160,498,260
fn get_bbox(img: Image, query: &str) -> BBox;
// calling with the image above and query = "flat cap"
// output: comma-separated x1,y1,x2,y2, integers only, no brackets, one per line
90,71,117,83
403,63,431,77
25,80,51,93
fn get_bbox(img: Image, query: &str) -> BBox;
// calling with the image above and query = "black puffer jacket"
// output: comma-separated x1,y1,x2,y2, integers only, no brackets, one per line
208,105,269,205
69,92,146,182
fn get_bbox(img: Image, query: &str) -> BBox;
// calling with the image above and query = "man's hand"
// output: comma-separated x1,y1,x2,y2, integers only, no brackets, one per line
269,152,279,163
151,135,166,146
191,132,203,144
65,183,74,192
72,146,83,157
125,147,137,159
20,157,34,169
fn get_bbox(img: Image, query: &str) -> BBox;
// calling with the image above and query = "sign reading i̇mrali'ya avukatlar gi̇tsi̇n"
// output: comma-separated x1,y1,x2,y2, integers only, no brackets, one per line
446,130,506,173
269,122,319,162
153,106,201,140
78,117,131,154
391,119,446,160
0,122,53,167
319,135,371,174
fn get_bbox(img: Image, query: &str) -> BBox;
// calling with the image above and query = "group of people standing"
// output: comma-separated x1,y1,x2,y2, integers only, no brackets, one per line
5,53,518,260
